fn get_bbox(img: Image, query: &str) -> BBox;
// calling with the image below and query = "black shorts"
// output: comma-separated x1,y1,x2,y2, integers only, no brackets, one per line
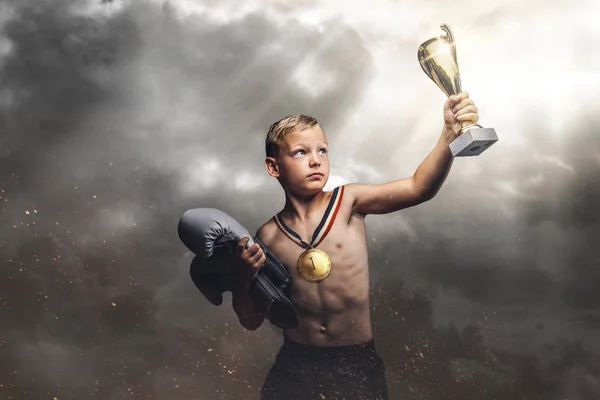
260,337,389,400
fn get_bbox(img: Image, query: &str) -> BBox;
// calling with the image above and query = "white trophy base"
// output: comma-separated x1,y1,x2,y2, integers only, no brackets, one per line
449,125,498,157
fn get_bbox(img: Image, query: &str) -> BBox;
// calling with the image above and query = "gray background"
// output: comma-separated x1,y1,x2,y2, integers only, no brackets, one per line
1,0,599,399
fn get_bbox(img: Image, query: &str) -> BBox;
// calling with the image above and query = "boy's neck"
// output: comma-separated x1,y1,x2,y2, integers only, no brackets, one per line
281,190,329,221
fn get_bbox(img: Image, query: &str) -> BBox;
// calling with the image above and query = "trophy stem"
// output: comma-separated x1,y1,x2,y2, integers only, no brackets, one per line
458,121,480,136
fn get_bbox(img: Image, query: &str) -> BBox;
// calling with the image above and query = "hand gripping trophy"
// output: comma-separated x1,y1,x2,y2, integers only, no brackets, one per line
418,24,498,156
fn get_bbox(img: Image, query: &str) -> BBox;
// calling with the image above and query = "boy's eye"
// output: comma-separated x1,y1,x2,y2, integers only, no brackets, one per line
292,148,326,156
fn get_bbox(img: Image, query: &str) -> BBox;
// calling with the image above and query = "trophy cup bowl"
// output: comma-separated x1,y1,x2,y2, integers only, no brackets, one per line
418,24,498,157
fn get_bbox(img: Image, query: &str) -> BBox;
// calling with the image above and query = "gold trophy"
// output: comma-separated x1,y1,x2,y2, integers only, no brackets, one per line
418,24,498,157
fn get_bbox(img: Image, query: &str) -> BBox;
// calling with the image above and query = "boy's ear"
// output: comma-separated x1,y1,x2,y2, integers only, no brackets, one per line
265,157,279,177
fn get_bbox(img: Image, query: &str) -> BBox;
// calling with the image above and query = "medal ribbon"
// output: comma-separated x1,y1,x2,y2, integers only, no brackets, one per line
275,185,345,249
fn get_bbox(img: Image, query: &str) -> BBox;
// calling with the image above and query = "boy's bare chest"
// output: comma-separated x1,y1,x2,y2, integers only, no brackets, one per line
269,212,367,278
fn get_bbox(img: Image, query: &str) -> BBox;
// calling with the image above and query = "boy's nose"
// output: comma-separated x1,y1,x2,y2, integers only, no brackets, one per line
309,154,321,166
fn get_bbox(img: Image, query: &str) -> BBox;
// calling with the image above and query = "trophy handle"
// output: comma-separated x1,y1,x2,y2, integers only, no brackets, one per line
440,24,455,45
417,38,438,82
440,24,459,71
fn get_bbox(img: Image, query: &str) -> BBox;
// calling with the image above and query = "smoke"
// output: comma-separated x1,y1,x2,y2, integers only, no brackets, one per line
0,0,598,399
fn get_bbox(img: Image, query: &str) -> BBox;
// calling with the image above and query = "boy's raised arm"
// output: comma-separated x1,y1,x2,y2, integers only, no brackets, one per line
349,92,479,216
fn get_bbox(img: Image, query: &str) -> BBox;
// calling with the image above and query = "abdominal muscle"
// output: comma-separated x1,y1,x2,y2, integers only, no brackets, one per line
285,269,373,347
268,215,373,347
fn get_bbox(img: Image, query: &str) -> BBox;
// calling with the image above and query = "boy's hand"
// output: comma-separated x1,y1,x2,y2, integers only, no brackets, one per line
231,237,265,291
443,91,479,139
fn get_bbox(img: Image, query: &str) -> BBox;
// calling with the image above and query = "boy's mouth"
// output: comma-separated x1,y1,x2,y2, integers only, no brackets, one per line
308,172,323,178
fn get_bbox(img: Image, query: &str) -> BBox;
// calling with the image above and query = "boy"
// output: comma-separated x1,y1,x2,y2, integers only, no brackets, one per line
232,92,479,399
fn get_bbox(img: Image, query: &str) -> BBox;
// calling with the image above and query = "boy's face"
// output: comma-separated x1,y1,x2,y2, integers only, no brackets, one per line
266,125,330,195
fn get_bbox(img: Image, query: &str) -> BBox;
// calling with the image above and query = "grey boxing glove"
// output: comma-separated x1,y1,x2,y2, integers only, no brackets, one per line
178,207,251,259
177,208,298,329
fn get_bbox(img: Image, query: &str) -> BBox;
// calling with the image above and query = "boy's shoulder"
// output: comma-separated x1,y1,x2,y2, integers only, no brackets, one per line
255,216,279,244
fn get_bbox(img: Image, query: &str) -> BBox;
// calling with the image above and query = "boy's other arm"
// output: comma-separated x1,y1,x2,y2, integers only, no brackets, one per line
349,92,479,215
231,229,269,331
232,281,267,331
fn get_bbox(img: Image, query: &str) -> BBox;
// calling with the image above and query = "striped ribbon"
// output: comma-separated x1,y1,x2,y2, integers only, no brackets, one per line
275,185,345,249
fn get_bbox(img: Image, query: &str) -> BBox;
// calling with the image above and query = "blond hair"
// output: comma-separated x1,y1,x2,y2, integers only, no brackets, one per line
265,114,319,158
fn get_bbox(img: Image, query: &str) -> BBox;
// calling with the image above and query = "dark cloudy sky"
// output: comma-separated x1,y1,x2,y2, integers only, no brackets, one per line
1,0,599,399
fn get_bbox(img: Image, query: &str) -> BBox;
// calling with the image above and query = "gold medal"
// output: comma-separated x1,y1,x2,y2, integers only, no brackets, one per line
274,186,346,283
297,247,331,283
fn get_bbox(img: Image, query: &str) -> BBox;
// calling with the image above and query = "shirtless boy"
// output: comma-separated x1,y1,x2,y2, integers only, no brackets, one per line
232,92,480,399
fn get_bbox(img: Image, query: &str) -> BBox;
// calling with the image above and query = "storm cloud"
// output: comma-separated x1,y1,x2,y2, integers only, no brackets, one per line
0,0,599,399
